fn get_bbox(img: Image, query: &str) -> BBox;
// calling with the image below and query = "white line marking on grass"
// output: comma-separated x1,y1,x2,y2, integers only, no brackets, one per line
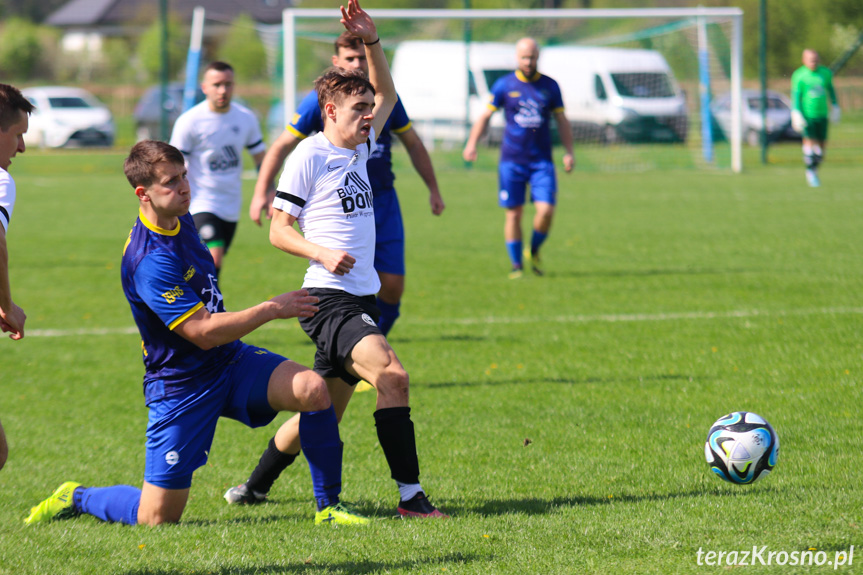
426,307,863,326
25,307,863,338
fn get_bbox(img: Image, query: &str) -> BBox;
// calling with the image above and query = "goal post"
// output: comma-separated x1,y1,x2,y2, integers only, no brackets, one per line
281,7,743,173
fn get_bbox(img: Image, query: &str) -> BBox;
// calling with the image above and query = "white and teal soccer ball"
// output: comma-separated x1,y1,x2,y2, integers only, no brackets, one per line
705,412,779,484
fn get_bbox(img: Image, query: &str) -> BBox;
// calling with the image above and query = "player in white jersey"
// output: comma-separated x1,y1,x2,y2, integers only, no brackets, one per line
227,0,448,518
170,61,269,279
0,83,34,470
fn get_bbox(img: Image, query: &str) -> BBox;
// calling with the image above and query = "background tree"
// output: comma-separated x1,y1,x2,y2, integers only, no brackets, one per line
215,13,267,81
135,13,188,83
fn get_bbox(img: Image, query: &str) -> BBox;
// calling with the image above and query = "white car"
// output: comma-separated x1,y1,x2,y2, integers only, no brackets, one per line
711,89,801,146
22,86,115,148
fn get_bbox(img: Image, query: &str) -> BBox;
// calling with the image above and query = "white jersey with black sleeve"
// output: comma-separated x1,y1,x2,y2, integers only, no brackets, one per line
272,129,380,297
0,167,16,232
169,101,266,222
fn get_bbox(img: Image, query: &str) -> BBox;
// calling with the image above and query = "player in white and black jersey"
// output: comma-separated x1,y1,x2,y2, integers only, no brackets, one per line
226,0,447,518
170,61,270,279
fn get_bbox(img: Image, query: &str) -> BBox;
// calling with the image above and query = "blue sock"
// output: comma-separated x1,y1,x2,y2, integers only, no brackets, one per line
376,297,401,337
506,241,523,269
299,405,342,510
531,230,548,256
75,485,141,525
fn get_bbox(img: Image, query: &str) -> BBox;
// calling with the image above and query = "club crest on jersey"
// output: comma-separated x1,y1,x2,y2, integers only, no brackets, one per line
337,172,373,214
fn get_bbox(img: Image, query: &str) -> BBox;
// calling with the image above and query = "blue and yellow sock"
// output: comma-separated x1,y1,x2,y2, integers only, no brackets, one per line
75,485,141,525
506,240,523,269
530,230,548,257
299,405,342,511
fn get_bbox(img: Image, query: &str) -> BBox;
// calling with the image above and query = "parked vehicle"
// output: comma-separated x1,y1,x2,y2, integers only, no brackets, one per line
390,41,688,144
539,46,688,143
22,86,115,148
134,83,205,141
711,89,800,146
390,41,512,143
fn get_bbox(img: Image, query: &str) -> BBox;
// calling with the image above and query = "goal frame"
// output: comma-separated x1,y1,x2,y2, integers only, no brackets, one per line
281,7,744,172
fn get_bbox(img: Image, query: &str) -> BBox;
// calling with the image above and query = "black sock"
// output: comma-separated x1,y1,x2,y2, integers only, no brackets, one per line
374,407,420,485
246,437,299,494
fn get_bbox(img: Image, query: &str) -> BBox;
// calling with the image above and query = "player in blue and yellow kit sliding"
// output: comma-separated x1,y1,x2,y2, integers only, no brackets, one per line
464,37,574,279
24,140,368,527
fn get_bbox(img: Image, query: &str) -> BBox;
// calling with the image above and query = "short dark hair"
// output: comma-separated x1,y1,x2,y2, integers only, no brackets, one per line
124,140,185,188
204,61,234,74
0,83,34,131
334,31,363,54
314,67,374,124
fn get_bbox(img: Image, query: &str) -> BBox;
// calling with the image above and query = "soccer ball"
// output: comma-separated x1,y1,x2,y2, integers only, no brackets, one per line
704,412,779,484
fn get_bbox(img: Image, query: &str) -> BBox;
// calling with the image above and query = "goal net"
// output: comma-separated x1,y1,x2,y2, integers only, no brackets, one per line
279,8,743,173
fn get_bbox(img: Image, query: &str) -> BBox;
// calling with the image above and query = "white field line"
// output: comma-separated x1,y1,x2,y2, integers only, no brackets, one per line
25,307,863,338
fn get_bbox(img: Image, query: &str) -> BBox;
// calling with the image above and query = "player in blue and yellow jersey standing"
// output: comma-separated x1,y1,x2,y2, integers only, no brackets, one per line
790,49,840,188
24,140,368,527
464,37,574,279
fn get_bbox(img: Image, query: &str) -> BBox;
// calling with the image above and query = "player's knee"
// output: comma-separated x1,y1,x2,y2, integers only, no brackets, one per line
295,371,332,411
376,366,409,400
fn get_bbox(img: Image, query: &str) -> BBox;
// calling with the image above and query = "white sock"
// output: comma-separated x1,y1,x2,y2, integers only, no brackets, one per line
397,482,423,502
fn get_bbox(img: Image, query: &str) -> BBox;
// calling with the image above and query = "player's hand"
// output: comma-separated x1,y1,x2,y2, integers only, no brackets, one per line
320,249,356,276
429,190,445,215
270,289,320,319
249,187,276,226
831,105,841,124
0,302,25,340
462,145,477,163
791,110,807,133
563,153,575,173
340,0,377,45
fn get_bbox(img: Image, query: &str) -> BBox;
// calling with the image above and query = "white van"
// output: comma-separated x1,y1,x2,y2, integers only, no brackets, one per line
391,41,688,144
539,46,688,143
390,41,513,144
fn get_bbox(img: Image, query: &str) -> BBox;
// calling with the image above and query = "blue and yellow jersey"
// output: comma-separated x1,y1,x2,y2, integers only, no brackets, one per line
121,210,240,403
287,90,412,195
489,71,565,164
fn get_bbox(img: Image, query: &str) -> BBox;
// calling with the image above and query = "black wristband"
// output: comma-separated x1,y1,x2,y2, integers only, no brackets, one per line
364,37,380,46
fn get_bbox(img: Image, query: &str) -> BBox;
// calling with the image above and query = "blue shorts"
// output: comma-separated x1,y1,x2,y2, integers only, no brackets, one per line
498,160,557,208
373,190,405,276
144,343,286,489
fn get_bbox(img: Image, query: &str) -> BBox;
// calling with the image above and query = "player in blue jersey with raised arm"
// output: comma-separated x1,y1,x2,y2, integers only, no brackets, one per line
24,139,369,527
251,31,444,337
463,37,574,279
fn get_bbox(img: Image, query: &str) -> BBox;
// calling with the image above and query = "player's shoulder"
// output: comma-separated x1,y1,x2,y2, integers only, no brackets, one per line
0,167,13,189
229,101,257,120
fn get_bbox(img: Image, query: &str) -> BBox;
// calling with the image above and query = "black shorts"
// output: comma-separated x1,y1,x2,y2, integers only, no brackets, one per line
193,212,238,253
299,288,381,385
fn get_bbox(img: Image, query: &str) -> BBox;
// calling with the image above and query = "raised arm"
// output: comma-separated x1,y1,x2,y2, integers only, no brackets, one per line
341,0,396,136
250,130,303,226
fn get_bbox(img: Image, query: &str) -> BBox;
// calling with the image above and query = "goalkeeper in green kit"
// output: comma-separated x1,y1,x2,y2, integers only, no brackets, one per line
790,49,839,188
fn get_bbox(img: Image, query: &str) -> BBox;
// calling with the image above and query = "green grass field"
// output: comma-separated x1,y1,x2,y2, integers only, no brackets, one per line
1,127,862,574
